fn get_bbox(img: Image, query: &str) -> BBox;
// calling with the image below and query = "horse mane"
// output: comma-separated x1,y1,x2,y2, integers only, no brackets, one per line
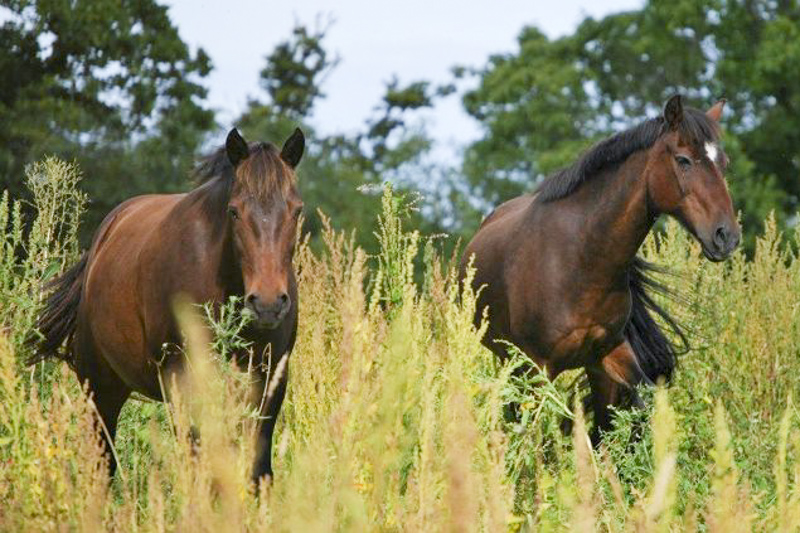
536,107,720,202
193,141,295,212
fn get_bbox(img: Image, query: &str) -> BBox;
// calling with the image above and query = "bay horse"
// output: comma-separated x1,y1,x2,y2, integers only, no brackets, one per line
460,95,739,440
28,127,305,484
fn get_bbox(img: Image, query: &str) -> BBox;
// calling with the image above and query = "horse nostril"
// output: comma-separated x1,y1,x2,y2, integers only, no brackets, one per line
714,226,728,248
278,293,290,310
245,293,259,309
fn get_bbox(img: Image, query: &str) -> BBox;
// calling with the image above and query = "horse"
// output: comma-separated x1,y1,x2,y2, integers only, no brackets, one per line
28,127,306,485
460,95,739,441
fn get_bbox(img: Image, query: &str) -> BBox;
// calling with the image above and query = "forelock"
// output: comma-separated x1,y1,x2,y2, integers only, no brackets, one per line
234,143,295,202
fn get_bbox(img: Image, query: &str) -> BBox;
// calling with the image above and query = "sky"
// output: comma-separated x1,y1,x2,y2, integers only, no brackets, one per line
165,1,643,156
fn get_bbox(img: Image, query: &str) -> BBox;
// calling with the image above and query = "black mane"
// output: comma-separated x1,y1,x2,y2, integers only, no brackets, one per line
536,107,719,202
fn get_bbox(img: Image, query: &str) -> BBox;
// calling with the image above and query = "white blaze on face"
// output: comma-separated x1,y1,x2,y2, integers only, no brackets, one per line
705,142,719,166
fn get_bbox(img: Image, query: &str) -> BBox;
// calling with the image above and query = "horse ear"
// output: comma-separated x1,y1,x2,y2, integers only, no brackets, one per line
706,98,726,122
281,128,305,169
663,94,684,131
226,128,249,167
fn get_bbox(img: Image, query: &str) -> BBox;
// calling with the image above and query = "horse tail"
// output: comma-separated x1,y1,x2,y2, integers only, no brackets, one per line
26,252,89,367
625,257,689,383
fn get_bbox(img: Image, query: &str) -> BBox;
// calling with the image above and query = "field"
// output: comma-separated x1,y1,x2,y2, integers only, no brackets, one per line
1,159,799,532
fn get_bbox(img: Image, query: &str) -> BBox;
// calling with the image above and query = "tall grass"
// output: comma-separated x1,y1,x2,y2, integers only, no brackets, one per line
0,157,85,353
1,159,799,531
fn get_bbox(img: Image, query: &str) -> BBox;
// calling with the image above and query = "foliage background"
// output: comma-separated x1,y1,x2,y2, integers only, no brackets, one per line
4,1,800,251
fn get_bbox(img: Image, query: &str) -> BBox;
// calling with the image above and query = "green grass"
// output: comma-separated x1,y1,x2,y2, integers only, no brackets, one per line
1,160,799,531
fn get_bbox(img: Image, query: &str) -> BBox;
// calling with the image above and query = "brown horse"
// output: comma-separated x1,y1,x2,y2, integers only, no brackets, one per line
460,95,739,440
29,128,305,484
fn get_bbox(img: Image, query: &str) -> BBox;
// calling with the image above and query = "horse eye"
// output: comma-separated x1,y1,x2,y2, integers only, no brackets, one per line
292,206,303,219
675,155,692,169
228,207,239,220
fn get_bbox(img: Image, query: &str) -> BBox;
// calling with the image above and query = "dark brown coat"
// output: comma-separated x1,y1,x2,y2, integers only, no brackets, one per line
461,97,738,437
31,128,306,484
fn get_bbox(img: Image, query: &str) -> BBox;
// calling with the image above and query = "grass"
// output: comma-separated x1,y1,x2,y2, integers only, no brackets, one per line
1,161,800,531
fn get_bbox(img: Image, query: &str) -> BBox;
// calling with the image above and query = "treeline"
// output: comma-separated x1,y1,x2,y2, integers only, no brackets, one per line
3,1,800,251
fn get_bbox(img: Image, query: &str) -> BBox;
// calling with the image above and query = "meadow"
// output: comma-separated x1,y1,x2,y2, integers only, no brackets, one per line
1,159,799,532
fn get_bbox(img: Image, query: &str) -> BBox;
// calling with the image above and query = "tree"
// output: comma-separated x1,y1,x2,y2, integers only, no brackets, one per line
258,23,338,121
461,0,800,250
0,0,214,237
237,23,446,249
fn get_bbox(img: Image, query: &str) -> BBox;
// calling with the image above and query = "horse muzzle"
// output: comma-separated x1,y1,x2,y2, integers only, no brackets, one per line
701,223,740,262
244,292,291,329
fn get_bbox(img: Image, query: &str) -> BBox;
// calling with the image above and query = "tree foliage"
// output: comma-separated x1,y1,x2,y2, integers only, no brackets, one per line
237,23,443,249
5,1,800,253
258,23,339,121
461,0,800,249
0,0,214,236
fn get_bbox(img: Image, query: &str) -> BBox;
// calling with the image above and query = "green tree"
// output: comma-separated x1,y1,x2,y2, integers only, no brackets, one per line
237,23,445,249
461,0,799,250
0,0,214,237
258,23,338,121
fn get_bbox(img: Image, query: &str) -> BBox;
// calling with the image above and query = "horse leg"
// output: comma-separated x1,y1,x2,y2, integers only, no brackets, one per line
158,357,202,451
587,368,622,446
77,355,131,478
587,341,650,445
251,354,289,486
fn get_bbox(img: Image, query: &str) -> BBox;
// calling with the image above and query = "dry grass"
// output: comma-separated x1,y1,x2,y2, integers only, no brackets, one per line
1,164,800,531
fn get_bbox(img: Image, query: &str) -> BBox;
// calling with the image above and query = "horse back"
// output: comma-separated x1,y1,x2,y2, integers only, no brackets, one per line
477,194,535,230
83,194,184,299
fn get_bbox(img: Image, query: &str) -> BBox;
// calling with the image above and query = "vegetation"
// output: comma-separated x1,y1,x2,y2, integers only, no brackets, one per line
1,160,799,531
235,22,451,251
0,0,214,234
4,1,800,530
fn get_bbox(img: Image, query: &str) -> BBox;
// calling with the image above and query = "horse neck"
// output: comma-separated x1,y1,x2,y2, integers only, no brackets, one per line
564,150,654,280
181,179,244,297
